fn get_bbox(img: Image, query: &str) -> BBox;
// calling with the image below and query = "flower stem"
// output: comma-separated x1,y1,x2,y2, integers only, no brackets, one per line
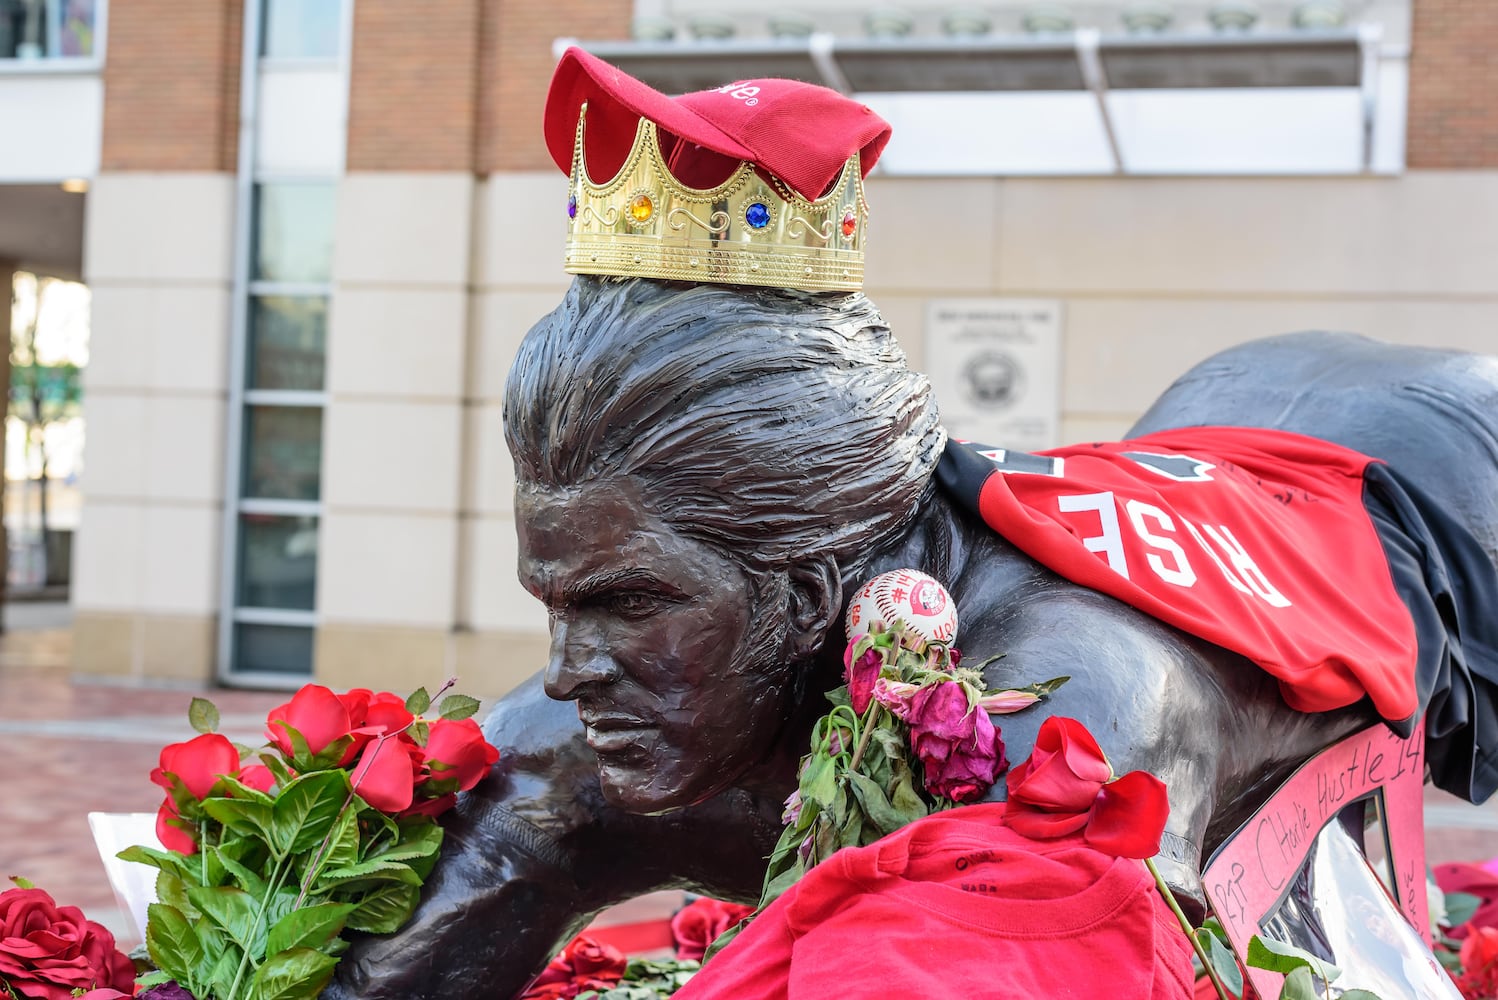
1145,858,1232,1000
226,850,293,1000
846,706,879,773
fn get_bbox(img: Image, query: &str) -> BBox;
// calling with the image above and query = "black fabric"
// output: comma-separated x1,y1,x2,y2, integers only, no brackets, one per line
1363,462,1498,803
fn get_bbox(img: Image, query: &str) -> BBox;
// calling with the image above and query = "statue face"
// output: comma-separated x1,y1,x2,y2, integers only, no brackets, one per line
516,476,797,814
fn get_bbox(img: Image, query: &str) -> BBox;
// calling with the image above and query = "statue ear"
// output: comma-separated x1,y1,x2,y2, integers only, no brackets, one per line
786,556,842,659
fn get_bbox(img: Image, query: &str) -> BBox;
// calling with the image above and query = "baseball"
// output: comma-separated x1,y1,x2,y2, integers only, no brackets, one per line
845,568,958,645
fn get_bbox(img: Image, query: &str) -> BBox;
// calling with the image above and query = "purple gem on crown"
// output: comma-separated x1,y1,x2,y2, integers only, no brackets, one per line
567,194,577,220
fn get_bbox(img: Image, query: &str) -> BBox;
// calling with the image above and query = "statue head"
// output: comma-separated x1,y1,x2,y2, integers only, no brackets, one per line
504,275,943,812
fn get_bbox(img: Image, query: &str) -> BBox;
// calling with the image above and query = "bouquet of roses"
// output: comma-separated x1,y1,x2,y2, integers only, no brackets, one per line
120,680,498,1000
744,613,1066,931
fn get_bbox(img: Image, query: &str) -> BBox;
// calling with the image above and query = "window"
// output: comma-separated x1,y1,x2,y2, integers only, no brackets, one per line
262,0,343,59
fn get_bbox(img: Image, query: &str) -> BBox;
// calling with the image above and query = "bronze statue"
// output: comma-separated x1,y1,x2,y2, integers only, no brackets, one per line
321,275,1498,1000
320,47,1498,1000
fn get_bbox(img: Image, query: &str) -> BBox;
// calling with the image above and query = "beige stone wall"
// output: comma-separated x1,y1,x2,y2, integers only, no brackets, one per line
74,174,237,682
863,171,1498,444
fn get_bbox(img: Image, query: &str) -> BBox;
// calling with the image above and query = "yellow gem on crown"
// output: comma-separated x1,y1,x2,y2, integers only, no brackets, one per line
564,103,869,293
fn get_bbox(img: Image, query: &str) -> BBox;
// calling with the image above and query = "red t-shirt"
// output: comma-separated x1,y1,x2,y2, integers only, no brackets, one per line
938,427,1418,725
675,804,1194,1000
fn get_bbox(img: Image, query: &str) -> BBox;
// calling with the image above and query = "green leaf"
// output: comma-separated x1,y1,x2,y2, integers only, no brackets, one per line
8,875,35,889
134,970,172,988
437,693,481,721
405,687,431,716
271,720,315,772
218,775,277,808
215,849,269,897
346,883,421,934
118,844,193,879
145,902,203,989
266,902,356,955
188,696,220,735
847,770,908,835
1277,966,1321,1000
1246,935,1340,982
187,885,262,954
202,797,276,846
1193,926,1244,997
318,858,424,889
271,770,350,855
324,807,361,871
155,869,197,919
205,945,242,1000
1444,890,1482,929
371,819,444,865
250,946,339,1000
259,752,295,787
307,734,356,772
799,754,838,811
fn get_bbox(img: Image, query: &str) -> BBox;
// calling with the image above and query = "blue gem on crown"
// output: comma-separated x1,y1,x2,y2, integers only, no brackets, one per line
745,203,771,229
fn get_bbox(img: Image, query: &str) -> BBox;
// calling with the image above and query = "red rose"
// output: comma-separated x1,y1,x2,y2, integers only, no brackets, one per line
1003,716,1169,859
350,734,424,813
150,733,251,855
843,639,884,715
266,684,355,763
671,897,755,961
423,718,500,792
0,887,135,1000
155,800,197,855
905,680,1006,803
519,935,627,1000
1459,926,1498,998
151,733,241,801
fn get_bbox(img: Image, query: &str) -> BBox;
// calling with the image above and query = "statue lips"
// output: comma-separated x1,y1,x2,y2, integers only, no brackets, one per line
580,711,658,755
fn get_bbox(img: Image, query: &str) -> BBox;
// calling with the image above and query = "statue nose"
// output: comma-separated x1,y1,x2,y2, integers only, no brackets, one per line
543,619,621,700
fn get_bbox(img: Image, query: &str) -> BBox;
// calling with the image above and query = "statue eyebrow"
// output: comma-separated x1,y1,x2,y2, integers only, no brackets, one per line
560,568,681,606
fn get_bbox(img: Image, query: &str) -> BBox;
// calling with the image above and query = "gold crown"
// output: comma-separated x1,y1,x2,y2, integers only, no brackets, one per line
564,104,869,293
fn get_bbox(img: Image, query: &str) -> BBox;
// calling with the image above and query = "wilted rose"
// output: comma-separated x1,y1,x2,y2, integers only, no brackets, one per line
871,678,921,718
905,681,1006,803
781,789,803,826
843,640,884,715
0,887,136,1000
138,981,198,1000
671,897,755,962
1003,716,1169,859
1459,926,1498,997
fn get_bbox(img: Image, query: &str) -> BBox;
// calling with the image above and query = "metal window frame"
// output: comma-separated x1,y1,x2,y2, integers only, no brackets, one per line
218,0,353,685
0,0,107,69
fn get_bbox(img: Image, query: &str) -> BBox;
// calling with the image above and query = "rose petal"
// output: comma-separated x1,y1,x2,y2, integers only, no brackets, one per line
1086,770,1170,859
350,736,420,813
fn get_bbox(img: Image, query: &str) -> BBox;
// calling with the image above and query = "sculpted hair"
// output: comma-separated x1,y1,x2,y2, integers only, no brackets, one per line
503,276,944,577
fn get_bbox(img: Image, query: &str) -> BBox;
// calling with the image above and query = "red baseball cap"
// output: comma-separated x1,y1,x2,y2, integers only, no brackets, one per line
544,46,891,201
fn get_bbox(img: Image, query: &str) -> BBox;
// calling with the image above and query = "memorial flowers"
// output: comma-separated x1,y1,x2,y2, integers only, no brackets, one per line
0,878,136,1000
736,609,1065,942
121,680,498,1000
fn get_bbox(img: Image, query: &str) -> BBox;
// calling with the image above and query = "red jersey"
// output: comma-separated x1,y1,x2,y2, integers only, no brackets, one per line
674,804,1193,1000
938,426,1418,726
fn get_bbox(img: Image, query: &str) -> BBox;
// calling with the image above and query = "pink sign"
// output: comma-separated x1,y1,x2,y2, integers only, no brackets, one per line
1201,723,1451,998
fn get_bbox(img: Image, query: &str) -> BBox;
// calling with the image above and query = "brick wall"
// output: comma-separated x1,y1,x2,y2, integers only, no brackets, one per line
345,0,484,170
1407,0,1498,168
100,0,243,171
480,0,631,173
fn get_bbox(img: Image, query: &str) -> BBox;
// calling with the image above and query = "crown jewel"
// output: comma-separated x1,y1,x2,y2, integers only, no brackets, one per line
564,105,870,293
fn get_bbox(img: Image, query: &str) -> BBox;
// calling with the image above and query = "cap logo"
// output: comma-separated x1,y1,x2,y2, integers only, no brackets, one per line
710,82,761,106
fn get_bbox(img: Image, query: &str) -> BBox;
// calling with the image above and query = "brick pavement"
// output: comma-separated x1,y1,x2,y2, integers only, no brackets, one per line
1,606,1495,952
